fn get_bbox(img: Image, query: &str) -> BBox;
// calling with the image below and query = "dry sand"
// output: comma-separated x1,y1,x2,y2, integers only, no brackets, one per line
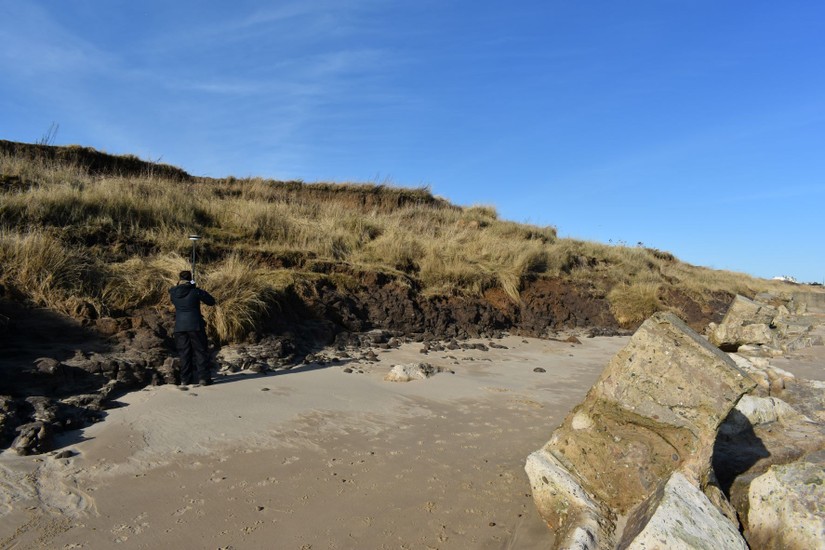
0,335,628,550
770,322,825,382
4,332,821,550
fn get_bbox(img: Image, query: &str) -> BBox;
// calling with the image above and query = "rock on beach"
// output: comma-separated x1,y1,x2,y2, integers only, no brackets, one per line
384,362,447,382
526,311,755,548
526,292,825,549
619,471,748,550
746,451,825,550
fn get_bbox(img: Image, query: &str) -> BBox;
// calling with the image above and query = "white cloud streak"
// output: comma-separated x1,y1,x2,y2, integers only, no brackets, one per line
0,3,114,78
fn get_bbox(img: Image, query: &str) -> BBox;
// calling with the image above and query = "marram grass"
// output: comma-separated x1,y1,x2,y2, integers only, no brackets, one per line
0,150,813,342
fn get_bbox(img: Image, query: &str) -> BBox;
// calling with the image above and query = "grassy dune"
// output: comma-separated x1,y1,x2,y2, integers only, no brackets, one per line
0,145,806,343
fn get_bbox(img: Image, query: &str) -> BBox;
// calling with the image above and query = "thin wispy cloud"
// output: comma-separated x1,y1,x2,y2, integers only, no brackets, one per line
3,1,825,281
107,2,404,163
0,4,113,78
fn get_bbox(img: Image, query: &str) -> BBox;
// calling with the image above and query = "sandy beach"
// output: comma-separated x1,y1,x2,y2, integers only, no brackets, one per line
0,335,631,549
2,324,824,550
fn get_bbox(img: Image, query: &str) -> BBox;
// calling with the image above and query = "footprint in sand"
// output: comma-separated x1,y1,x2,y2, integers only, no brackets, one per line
255,476,279,487
173,505,192,516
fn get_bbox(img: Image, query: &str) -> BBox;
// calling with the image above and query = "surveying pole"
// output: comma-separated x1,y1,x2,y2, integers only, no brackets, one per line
189,235,200,284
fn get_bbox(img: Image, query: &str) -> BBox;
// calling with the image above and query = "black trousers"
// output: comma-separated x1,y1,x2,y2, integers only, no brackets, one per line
174,330,211,384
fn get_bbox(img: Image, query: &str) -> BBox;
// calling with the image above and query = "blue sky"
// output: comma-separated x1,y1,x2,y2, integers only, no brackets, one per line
2,1,824,282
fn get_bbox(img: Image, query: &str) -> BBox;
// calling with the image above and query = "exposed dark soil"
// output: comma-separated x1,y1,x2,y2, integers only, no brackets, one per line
271,268,727,339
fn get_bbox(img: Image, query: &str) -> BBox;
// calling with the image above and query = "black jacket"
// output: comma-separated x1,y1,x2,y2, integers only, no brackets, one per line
169,283,216,333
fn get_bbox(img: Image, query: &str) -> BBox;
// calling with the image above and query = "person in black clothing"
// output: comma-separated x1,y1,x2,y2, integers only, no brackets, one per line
169,270,216,386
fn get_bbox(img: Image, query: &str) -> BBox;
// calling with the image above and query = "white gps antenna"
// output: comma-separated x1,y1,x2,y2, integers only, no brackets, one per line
188,235,200,284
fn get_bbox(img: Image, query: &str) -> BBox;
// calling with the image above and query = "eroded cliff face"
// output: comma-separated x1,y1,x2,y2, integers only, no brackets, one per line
269,270,727,340
281,272,621,339
0,273,629,455
0,267,751,458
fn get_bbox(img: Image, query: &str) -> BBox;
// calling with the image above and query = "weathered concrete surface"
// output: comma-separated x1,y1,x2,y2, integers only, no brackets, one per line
554,312,754,506
709,293,823,356
618,472,747,550
526,312,754,548
714,384,825,543
746,450,825,550
721,294,778,327
524,450,615,549
714,324,825,548
709,295,779,351
719,395,808,434
728,353,797,394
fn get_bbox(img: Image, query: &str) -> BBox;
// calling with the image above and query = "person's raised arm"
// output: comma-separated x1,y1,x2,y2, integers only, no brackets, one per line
199,289,216,306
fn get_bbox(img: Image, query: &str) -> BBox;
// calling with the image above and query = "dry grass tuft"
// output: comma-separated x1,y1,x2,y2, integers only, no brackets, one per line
102,254,186,313
608,282,664,327
201,255,283,343
0,229,96,314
